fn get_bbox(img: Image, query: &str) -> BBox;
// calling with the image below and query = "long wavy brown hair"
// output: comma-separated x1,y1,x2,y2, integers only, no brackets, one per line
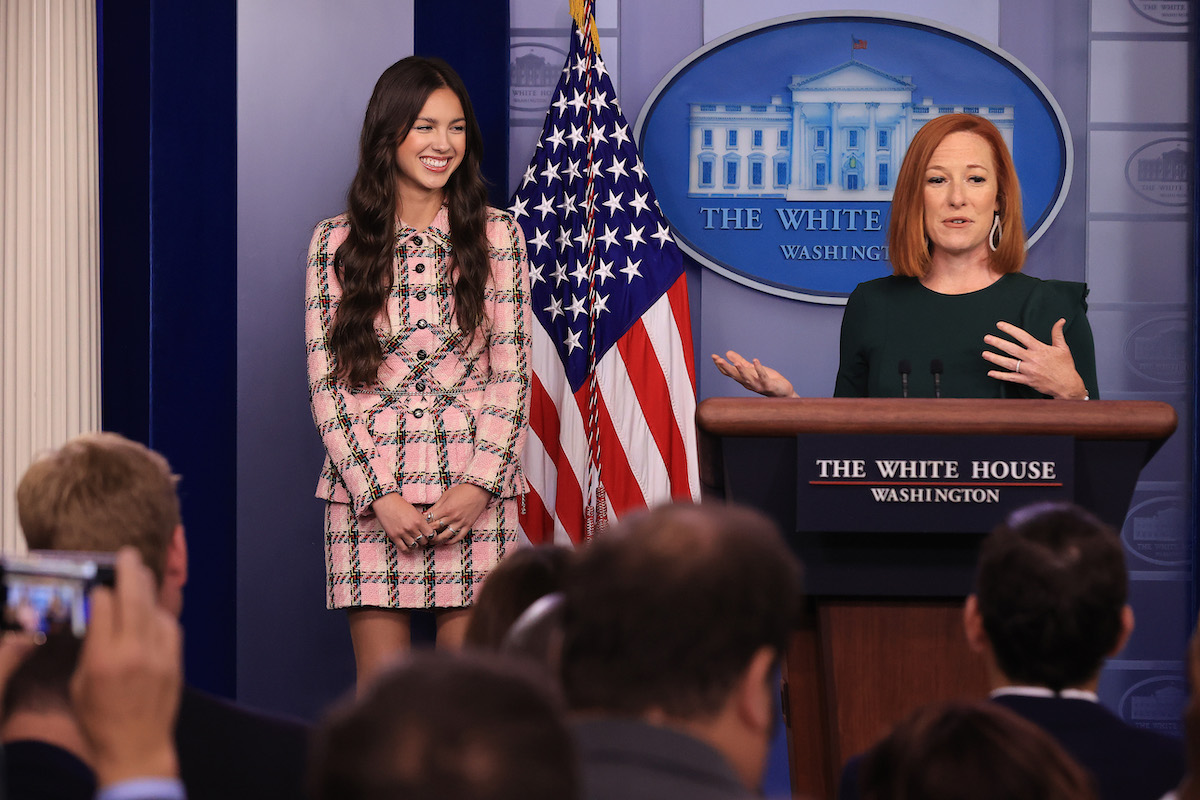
331,56,490,386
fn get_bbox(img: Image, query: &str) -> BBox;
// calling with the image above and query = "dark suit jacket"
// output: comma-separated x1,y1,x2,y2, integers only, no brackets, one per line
0,688,308,800
3,740,94,800
838,694,1186,800
989,693,1184,800
176,686,311,800
574,718,756,800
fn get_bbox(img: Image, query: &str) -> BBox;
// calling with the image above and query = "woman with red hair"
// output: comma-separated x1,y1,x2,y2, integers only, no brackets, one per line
714,114,1096,400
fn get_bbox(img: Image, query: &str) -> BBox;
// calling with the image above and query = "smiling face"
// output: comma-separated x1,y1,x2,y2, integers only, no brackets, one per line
922,131,1001,261
394,86,466,202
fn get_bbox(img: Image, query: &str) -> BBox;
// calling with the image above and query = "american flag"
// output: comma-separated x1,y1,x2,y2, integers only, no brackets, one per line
510,1,699,544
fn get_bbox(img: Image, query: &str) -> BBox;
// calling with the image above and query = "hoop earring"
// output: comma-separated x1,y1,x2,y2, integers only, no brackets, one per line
989,214,1002,252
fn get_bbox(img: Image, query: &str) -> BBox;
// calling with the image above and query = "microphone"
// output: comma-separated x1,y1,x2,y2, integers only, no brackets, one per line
930,358,944,399
898,359,912,398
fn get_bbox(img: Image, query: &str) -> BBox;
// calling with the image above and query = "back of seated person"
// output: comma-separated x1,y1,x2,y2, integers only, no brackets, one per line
840,502,1186,800
560,502,803,800
309,650,577,800
966,502,1185,800
463,544,573,651
859,700,1096,800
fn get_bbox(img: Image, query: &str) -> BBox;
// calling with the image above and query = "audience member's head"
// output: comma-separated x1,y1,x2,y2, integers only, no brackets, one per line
560,502,802,788
463,544,573,650
859,699,1096,800
966,502,1130,692
499,591,566,673
17,433,187,615
310,650,576,800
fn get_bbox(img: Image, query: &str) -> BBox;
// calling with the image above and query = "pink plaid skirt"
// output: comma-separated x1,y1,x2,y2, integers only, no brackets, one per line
324,497,518,609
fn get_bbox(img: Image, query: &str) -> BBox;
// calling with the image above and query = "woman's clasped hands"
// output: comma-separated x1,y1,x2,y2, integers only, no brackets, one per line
371,484,491,551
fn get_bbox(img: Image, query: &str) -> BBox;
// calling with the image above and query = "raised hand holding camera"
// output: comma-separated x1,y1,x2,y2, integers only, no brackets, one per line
69,547,182,790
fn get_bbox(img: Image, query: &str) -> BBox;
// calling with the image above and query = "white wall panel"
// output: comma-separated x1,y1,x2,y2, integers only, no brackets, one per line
1089,40,1190,124
1088,220,1190,303
703,0,1000,43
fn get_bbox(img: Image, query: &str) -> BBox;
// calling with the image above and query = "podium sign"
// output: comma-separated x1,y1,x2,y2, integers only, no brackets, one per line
796,433,1074,533
697,398,1175,799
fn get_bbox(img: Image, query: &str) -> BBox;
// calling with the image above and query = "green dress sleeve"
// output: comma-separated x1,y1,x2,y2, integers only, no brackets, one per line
834,283,871,397
1022,280,1099,399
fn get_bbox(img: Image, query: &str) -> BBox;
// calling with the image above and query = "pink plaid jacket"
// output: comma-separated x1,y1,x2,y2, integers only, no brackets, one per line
305,207,531,516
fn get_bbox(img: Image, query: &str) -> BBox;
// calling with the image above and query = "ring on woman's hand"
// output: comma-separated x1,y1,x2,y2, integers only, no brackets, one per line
1014,360,1022,374
445,526,459,536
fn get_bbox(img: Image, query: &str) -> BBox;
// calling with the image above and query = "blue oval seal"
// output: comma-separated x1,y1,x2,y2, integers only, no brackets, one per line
1127,0,1191,26
1121,495,1189,567
1124,138,1191,207
634,12,1074,304
1118,675,1185,737
1123,315,1190,384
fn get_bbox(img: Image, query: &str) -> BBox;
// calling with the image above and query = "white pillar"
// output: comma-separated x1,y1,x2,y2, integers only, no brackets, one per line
793,106,806,190
866,102,878,189
1,0,101,554
830,102,840,189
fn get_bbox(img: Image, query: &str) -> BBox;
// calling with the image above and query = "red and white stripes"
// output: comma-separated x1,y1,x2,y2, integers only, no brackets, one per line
520,274,699,545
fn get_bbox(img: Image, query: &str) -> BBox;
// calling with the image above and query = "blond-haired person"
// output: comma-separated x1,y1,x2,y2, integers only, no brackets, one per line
14,433,309,800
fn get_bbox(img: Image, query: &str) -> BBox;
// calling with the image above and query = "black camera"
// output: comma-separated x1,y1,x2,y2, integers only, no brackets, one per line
0,551,117,638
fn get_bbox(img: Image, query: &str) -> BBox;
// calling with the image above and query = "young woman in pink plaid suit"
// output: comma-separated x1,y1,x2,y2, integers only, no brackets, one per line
305,57,531,684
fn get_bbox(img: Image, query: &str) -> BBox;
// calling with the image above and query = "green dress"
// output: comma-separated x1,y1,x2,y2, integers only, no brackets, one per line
833,273,1099,399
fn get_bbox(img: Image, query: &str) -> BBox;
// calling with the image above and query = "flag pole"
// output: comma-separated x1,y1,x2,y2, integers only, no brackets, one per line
573,0,608,538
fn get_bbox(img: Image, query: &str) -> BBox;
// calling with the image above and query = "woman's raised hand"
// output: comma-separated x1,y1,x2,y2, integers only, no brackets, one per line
983,318,1089,400
711,350,799,398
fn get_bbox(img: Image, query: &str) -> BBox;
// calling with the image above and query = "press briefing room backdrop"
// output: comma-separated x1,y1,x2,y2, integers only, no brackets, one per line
0,0,1193,754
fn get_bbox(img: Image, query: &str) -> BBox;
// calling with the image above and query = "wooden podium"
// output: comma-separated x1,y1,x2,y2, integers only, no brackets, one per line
695,398,1177,799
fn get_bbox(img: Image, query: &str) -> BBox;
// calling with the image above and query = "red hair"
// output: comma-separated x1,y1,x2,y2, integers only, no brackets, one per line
887,114,1025,278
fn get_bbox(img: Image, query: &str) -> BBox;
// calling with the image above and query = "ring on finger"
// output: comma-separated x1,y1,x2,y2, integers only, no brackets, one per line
445,525,459,536
1014,360,1022,374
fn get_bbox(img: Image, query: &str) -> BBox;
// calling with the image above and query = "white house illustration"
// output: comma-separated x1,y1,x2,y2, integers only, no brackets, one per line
688,60,1014,201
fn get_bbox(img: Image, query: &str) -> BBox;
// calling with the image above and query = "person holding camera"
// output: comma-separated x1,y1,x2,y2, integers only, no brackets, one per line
12,433,309,800
1,548,185,800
